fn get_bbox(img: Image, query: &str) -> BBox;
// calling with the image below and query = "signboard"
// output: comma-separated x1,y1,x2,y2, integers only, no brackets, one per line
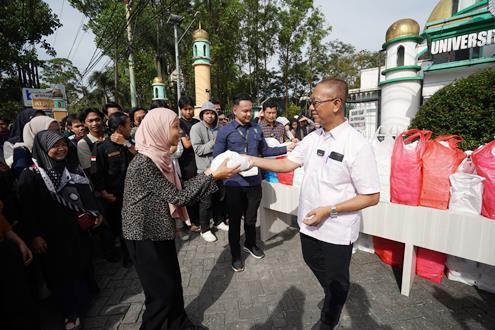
32,98,54,110
22,84,67,107
430,28,495,55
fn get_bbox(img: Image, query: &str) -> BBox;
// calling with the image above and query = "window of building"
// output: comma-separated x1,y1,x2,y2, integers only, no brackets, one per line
397,46,405,66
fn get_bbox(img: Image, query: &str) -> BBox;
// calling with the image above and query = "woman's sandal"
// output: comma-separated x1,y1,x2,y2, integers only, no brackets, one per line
64,316,81,330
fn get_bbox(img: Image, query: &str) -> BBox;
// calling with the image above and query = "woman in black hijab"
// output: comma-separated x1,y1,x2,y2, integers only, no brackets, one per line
17,130,102,330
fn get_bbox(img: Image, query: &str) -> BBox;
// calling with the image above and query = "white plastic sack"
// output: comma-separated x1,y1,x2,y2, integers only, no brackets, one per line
210,150,250,172
370,127,395,202
449,173,484,215
456,151,476,174
356,234,374,254
446,256,480,286
478,263,495,294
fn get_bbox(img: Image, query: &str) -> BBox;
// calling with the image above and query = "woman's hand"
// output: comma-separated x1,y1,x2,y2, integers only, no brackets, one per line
32,236,48,254
18,240,33,265
210,159,241,180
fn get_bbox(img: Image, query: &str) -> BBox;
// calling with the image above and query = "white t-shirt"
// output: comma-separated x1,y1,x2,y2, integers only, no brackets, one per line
287,121,380,245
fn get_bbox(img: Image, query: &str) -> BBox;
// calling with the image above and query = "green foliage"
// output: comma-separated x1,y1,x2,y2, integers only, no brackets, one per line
41,58,82,104
410,68,495,150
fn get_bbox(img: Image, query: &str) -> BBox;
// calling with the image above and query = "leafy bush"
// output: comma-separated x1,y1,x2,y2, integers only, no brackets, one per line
410,68,495,150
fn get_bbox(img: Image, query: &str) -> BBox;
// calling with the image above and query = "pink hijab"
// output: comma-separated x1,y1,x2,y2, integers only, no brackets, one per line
135,108,189,221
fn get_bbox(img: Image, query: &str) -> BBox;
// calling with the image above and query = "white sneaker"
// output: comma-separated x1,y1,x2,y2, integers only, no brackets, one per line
201,230,217,242
216,222,229,231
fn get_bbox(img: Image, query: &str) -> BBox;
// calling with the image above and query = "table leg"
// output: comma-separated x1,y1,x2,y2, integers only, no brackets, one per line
401,243,416,296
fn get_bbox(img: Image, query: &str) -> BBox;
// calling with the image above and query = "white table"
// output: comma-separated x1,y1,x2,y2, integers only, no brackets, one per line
258,181,495,296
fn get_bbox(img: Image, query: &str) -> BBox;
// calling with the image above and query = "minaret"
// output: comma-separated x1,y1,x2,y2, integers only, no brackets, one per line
152,77,167,101
379,18,423,134
192,23,211,116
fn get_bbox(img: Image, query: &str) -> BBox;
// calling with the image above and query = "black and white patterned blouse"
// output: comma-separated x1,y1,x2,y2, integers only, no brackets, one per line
122,153,218,241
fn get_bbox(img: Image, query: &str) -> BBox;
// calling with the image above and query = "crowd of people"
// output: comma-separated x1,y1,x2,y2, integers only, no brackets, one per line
0,79,374,330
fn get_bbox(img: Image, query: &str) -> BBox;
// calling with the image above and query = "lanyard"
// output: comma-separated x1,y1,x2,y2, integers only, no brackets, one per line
236,126,250,153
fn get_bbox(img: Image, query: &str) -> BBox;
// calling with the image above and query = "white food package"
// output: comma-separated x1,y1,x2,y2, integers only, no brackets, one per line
210,150,251,173
370,132,395,202
449,173,484,215
446,255,480,286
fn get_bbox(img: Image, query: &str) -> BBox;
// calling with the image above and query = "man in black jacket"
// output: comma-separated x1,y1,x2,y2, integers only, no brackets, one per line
92,112,134,267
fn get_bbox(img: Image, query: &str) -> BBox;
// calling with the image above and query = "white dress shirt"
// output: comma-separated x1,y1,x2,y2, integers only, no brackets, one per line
287,121,380,245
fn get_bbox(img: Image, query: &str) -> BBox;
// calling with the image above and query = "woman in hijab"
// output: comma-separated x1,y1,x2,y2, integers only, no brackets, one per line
122,108,239,330
7,107,38,144
17,130,102,330
4,115,59,176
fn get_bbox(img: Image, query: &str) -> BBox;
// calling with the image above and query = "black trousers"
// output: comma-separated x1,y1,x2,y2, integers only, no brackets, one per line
199,184,226,233
180,162,199,225
225,185,262,259
300,233,353,327
126,240,192,330
0,241,40,330
103,198,129,262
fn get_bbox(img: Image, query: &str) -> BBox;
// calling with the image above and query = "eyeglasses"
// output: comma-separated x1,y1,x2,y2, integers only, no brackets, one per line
219,118,229,122
309,97,341,107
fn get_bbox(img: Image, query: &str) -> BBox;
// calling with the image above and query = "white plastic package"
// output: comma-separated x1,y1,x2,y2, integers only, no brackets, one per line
449,173,484,215
210,150,251,172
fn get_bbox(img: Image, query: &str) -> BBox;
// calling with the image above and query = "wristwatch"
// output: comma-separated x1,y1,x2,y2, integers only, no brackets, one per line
124,141,132,148
330,206,338,219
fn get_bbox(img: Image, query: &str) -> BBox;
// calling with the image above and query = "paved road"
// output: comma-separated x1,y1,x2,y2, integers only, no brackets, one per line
40,227,495,329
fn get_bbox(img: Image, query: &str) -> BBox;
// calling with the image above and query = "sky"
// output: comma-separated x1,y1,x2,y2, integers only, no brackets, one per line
40,0,440,80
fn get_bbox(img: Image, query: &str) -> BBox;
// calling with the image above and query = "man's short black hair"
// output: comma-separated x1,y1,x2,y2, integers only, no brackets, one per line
129,106,147,122
0,116,9,124
79,108,104,123
149,100,169,110
66,114,80,127
102,102,122,115
233,93,252,106
108,112,129,133
262,98,278,111
211,97,221,105
178,96,194,109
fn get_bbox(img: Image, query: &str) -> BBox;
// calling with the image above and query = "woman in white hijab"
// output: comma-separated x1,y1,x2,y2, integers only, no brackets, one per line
22,116,59,151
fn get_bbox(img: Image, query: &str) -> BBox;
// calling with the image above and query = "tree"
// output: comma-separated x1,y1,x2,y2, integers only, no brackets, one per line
41,58,82,104
410,68,495,150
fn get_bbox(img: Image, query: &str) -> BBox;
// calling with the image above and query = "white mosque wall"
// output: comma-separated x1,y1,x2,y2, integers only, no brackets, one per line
380,81,422,134
387,69,422,80
360,67,382,89
422,62,495,98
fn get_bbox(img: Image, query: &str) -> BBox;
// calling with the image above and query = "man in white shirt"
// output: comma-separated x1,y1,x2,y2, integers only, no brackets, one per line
248,79,380,329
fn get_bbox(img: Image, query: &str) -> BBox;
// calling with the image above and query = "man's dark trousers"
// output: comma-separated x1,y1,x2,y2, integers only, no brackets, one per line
300,233,353,327
224,185,262,259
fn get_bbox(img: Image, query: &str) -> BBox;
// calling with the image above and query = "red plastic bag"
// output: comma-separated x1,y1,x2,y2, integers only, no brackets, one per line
276,156,294,185
416,248,446,283
390,129,431,206
472,140,495,219
420,135,466,210
373,237,404,267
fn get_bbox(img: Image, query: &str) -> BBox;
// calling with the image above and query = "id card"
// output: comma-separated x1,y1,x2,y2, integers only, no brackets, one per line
240,166,259,177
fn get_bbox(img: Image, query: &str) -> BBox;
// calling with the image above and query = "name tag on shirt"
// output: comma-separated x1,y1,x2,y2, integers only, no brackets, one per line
329,151,344,162
316,149,325,157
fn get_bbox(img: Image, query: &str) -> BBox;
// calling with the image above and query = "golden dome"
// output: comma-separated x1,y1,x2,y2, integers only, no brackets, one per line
385,18,420,42
192,23,209,41
427,0,453,24
153,76,164,84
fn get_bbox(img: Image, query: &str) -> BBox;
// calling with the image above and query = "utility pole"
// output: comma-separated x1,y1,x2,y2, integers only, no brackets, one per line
124,0,137,107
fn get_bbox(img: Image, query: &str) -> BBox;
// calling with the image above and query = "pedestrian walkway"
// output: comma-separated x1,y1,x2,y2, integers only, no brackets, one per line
41,227,495,329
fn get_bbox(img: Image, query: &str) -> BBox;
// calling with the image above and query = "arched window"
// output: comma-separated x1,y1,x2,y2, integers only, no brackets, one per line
154,87,158,98
194,45,198,56
397,46,405,66
203,44,207,57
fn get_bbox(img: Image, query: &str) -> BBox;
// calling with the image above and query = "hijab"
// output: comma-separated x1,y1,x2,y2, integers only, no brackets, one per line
8,108,37,143
135,108,189,221
31,130,98,215
23,116,58,151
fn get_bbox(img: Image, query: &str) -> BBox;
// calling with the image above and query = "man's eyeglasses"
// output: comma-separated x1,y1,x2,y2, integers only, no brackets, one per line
219,118,229,122
309,97,341,107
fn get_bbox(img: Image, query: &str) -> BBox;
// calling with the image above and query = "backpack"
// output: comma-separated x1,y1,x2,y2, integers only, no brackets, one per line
83,135,103,177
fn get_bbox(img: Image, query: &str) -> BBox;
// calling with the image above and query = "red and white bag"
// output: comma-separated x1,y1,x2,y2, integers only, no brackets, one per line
471,140,495,219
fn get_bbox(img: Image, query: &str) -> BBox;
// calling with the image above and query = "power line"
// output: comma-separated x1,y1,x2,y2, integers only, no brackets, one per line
52,0,66,48
79,0,150,81
67,15,86,60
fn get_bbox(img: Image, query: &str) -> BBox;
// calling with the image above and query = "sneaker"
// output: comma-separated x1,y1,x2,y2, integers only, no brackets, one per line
200,230,217,242
215,222,229,231
243,245,265,259
176,229,190,241
231,259,245,272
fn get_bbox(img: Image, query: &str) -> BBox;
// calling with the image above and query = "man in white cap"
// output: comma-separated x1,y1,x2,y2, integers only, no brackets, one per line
190,101,229,242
